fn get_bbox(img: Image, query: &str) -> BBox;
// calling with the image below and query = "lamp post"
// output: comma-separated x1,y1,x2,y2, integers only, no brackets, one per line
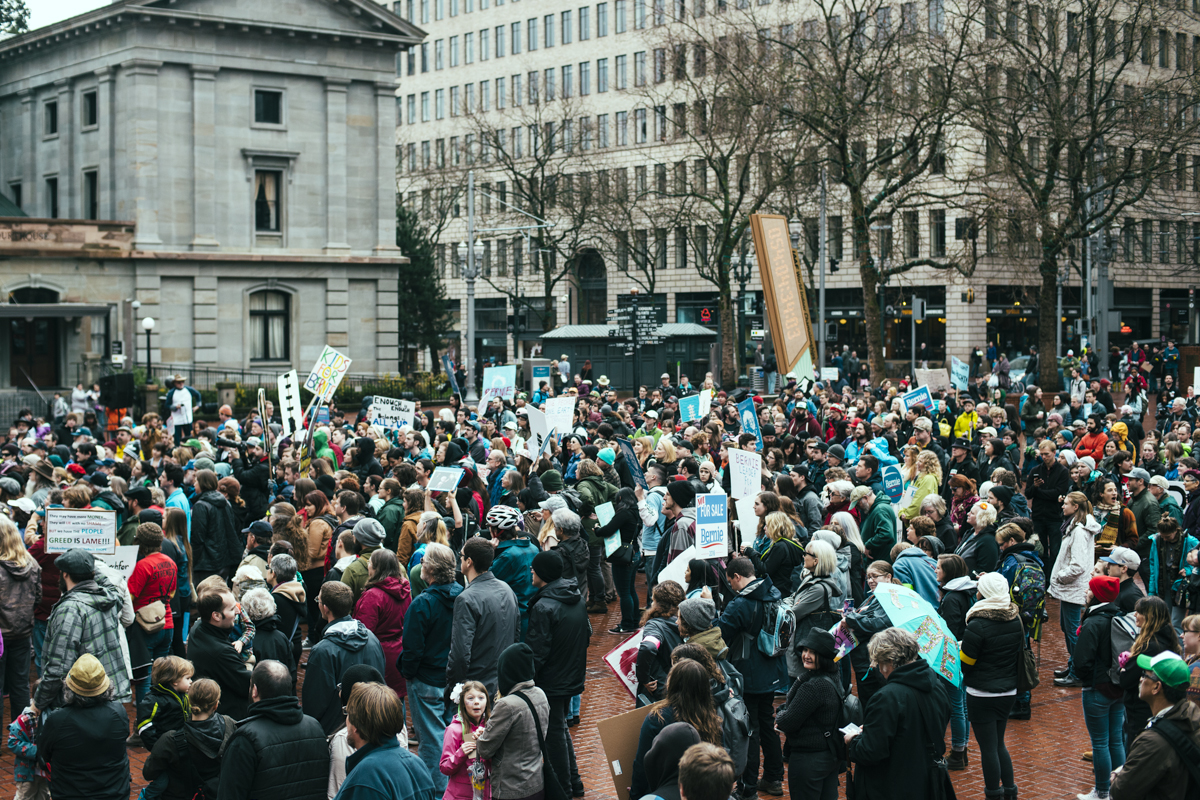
729,252,752,382
141,316,155,381
131,300,141,374
457,238,482,405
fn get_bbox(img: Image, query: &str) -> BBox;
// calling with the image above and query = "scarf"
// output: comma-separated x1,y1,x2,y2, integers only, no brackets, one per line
965,572,1015,621
1092,502,1123,554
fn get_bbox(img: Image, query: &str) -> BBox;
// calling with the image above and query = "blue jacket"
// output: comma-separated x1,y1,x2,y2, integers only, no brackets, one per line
334,737,435,800
892,548,940,607
1147,532,1199,596
844,437,899,468
400,581,463,687
715,576,788,695
491,537,540,638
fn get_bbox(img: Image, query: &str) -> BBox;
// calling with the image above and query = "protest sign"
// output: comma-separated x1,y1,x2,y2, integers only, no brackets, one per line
820,367,840,383
427,467,465,493
695,493,728,557
277,370,304,439
598,705,654,800
616,438,648,490
915,368,952,393
524,406,553,455
45,508,117,554
442,354,461,396
595,501,616,529
900,384,935,413
737,397,762,450
678,394,702,423
698,389,712,420
97,546,139,584
369,396,415,428
882,464,904,503
481,365,517,402
736,496,759,547
304,345,353,401
728,449,762,499
545,396,575,439
602,630,645,702
657,545,698,588
950,355,970,391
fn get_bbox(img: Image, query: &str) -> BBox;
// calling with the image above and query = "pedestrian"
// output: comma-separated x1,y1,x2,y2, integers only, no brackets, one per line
638,722,701,800
266,552,307,665
936,554,975,770
678,743,737,800
488,504,539,637
241,588,296,691
303,582,386,736
0,515,41,722
441,680,493,800
635,581,686,704
189,469,241,585
328,669,416,800
1146,516,1198,631
773,629,843,800
595,487,644,633
446,537,520,698
1074,575,1126,800
785,541,842,679
475,643,551,800
956,500,1001,574
960,572,1023,800
341,518,386,602
141,679,237,800
840,562,896,709
749,512,806,597
7,694,49,800
38,654,130,800
1115,596,1182,749
1051,492,1101,688
352,548,411,701
128,522,178,704
134,655,194,764
187,587,252,719
217,660,329,800
844,628,952,800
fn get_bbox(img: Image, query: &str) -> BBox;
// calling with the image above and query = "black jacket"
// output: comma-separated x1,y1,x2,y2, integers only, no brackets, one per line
191,490,243,574
39,700,130,800
526,577,592,697
635,616,683,703
960,605,1024,694
554,535,591,586
1074,602,1121,689
846,660,951,800
936,581,974,640
187,620,252,720
753,537,806,597
250,615,297,691
934,515,958,554
301,616,386,735
143,714,237,800
136,683,191,752
400,580,462,687
1117,627,1180,735
232,455,271,523
215,696,328,800
1024,460,1072,520
1116,578,1145,614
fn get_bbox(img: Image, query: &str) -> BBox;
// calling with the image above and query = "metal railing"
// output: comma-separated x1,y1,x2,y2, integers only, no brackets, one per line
0,390,51,424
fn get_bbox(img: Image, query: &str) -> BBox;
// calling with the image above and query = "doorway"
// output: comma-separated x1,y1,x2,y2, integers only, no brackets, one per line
8,288,61,389
577,250,608,325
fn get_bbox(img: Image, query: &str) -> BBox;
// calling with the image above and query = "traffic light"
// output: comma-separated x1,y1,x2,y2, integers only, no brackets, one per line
829,258,839,273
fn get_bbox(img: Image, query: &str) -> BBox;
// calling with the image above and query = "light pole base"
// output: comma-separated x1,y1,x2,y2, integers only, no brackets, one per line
464,389,480,405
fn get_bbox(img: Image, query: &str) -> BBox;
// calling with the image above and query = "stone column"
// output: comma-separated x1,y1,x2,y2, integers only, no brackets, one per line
122,59,164,247
191,66,220,250
377,274,400,368
193,275,219,364
54,79,73,218
94,68,113,220
374,80,400,255
324,77,351,254
326,275,350,349
19,90,34,213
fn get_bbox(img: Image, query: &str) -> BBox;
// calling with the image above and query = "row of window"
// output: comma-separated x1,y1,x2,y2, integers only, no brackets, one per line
36,88,284,139
7,171,99,220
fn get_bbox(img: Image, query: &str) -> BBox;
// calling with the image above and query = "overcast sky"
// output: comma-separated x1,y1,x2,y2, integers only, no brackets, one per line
29,0,110,31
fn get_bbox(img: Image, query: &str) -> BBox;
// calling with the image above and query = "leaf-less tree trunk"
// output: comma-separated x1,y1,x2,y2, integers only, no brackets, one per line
719,275,736,387
1037,258,1060,389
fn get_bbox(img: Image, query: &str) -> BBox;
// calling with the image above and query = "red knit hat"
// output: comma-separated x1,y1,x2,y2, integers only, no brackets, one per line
1089,575,1120,603
66,463,86,477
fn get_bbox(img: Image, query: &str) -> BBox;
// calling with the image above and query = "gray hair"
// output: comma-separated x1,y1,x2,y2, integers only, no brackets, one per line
867,627,921,669
61,684,116,707
804,539,838,577
421,542,456,585
268,553,297,580
551,508,582,538
242,587,277,622
919,493,947,517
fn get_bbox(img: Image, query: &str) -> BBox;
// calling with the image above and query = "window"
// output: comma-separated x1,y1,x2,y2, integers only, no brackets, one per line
528,71,538,103
7,183,20,210
655,229,667,271
511,21,521,53
497,25,506,56
675,227,688,268
421,91,430,121
406,94,416,123
44,100,58,136
598,58,609,91
545,68,557,100
562,10,573,43
83,170,98,220
481,80,490,111
928,0,943,35
436,88,446,119
420,0,429,22
407,144,416,172
580,6,591,39
45,177,58,217
598,3,608,35
545,15,555,46
528,18,538,50
436,0,444,19
497,77,507,108
616,55,628,88
616,110,628,144
655,105,667,140
450,35,460,66
931,209,946,256
421,42,430,72
635,51,647,85
421,141,431,168
253,170,282,232
450,86,460,116
654,48,666,82
635,0,646,27
616,0,627,31
249,291,289,361
82,90,98,129
512,73,522,105
451,0,458,15
654,0,665,25
635,108,647,142
598,113,609,146
562,64,573,98
580,61,591,94
435,39,444,69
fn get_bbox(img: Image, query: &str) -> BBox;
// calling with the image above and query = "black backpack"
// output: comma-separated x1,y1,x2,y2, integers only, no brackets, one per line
1148,714,1200,800
171,717,237,800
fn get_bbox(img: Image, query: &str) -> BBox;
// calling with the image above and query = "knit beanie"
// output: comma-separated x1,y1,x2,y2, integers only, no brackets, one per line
678,597,716,633
532,550,564,583
540,470,565,493
1089,575,1120,603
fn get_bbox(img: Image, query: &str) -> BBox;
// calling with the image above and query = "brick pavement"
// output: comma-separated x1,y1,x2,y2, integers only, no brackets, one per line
0,587,1100,800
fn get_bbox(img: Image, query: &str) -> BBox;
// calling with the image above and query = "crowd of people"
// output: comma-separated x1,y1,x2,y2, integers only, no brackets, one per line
0,361,1199,800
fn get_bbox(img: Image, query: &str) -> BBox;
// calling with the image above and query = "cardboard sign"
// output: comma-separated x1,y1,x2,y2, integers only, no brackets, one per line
524,406,553,456
882,464,904,502
595,501,616,529
915,368,952,393
97,545,140,584
695,493,728,557
950,355,970,391
602,629,644,701
698,389,712,420
616,438,648,490
900,384,935,413
728,449,762,499
427,467,465,493
277,370,304,439
820,367,840,383
442,354,461,396
305,345,353,401
657,545,698,589
736,397,762,451
45,508,117,555
750,213,816,375
370,396,416,429
678,394,702,423
482,365,517,402
598,704,655,800
545,396,576,440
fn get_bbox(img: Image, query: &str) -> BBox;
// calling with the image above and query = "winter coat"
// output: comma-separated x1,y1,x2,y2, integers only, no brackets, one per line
190,490,242,575
554,535,591,586
898,473,939,522
715,576,788,695
446,572,521,698
250,614,297,690
576,474,618,544
1049,516,1101,606
136,683,191,752
216,695,329,800
937,577,975,640
1158,493,1185,527
187,620,252,720
1024,460,1072,520
1147,532,1199,597
998,542,1044,587
39,699,130,800
475,681,549,800
891,548,940,607
775,670,842,753
441,715,492,800
303,516,334,574
34,578,131,709
394,511,423,570
375,496,407,554
785,573,841,678
752,536,806,597
492,537,540,636
142,713,237,800
956,525,1000,575
271,580,307,664
960,603,1023,694
793,486,823,533
1110,699,1200,800
636,616,684,702
336,736,434,800
1117,627,1180,737
401,580,463,687
302,616,386,735
859,495,897,562
1074,602,1122,690
232,455,271,524
341,544,383,601
527,577,591,697
353,576,413,697
845,659,951,800
0,555,41,638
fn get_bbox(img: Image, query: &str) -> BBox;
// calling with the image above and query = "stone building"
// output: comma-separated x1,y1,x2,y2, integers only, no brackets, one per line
0,0,424,390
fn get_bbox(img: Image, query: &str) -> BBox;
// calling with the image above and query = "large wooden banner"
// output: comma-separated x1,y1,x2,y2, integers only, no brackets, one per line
749,214,816,375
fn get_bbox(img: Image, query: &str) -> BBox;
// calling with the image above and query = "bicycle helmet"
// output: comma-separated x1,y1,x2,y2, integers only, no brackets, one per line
485,504,522,531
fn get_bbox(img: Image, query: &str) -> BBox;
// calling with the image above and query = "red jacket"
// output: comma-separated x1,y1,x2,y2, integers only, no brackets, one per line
27,537,61,622
1074,431,1108,462
353,575,412,697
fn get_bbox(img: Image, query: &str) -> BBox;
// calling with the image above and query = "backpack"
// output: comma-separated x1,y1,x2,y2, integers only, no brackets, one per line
1148,713,1200,800
715,660,750,776
755,595,796,658
1008,552,1048,641
559,487,586,515
171,717,237,800
1109,612,1140,684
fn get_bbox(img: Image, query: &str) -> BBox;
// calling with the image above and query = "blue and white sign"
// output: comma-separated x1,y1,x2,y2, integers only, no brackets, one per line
482,365,517,402
679,394,702,423
737,397,763,451
695,493,728,557
900,384,935,414
882,465,904,503
442,355,461,396
617,437,648,490
950,356,970,391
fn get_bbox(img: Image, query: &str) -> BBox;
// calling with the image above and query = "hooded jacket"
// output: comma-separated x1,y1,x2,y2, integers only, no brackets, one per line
187,620,252,720
553,534,590,586
527,577,591,697
38,697,130,800
341,543,383,601
350,437,385,485
353,576,412,697
1111,699,1200,800
1024,459,1072,520
35,578,132,709
250,614,297,689
1049,516,1101,606
475,645,549,800
636,615,684,703
302,616,386,735
891,548,941,607
216,695,329,800
375,496,407,554
960,602,1023,694
1073,601,1122,690
937,576,976,640
340,736,433,800
715,576,788,695
401,580,463,687
271,581,307,664
576,474,618,545
643,722,702,800
312,429,337,466
859,494,897,562
446,572,521,698
0,555,41,638
143,713,238,800
492,537,539,635
845,659,951,800
232,455,270,524
191,490,242,574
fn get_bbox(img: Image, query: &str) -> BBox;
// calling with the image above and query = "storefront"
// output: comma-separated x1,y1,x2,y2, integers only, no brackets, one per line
986,285,1085,358
820,287,947,363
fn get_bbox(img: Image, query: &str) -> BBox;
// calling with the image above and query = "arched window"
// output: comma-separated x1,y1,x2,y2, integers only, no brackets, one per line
249,290,289,361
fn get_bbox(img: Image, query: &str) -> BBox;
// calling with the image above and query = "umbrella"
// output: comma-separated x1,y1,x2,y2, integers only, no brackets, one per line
872,582,963,688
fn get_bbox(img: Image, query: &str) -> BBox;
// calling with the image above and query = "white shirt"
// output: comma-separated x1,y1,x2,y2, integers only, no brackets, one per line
169,387,194,427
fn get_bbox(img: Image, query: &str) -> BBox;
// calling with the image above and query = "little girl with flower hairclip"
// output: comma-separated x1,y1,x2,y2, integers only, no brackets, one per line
441,680,493,800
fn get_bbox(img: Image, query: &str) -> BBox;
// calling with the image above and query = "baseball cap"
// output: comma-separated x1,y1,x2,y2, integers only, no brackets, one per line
1126,467,1151,482
1149,475,1170,491
245,436,263,448
661,373,670,380
1136,651,1191,687
644,410,659,419
539,495,568,512
1100,546,1141,570
913,417,932,432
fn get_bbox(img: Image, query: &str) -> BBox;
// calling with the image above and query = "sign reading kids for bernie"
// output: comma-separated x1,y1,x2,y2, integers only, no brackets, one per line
695,494,728,557
45,508,117,555
305,345,353,401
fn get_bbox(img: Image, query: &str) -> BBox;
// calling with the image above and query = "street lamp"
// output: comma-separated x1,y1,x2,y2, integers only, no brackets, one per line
457,238,483,404
728,252,753,381
141,316,155,382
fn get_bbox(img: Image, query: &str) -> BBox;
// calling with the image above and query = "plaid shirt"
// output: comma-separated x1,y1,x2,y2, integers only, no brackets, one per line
33,579,131,709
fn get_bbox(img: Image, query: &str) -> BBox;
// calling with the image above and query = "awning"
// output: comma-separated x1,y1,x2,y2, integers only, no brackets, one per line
0,303,111,319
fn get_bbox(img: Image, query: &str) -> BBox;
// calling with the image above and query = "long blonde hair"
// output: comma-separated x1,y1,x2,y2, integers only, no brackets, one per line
1065,491,1093,530
916,450,943,485
0,516,29,566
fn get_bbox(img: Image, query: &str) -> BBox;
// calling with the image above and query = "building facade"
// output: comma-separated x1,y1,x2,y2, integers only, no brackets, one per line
0,0,424,389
